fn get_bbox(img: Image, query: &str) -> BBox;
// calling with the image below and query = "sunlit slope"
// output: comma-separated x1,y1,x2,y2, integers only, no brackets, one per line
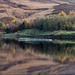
0,0,75,20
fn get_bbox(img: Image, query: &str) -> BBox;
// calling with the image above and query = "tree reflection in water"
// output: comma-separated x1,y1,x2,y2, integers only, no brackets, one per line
0,39,75,63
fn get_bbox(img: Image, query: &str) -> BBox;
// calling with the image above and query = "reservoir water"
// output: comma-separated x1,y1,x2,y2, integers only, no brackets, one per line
0,39,75,74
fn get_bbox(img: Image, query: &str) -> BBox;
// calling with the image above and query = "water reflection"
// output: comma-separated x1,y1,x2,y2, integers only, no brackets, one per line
0,39,75,63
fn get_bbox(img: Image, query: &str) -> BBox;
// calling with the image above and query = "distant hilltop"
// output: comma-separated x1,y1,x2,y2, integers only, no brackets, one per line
0,0,75,20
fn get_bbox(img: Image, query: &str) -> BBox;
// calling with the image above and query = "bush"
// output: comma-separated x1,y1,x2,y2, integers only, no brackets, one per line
68,11,75,16
33,15,75,31
0,11,75,33
59,11,67,16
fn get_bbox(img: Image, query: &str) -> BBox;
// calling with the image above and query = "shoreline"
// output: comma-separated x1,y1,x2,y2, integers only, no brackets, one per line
1,29,75,40
1,34,75,40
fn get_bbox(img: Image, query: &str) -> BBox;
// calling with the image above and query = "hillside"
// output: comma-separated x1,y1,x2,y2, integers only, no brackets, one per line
0,0,75,20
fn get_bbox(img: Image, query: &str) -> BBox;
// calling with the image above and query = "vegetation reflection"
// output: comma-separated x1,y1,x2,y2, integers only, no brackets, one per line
0,39,75,63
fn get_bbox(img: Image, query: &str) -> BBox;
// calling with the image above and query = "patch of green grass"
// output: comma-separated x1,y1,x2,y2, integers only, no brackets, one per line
18,29,52,36
51,30,75,35
2,29,75,38
18,29,75,36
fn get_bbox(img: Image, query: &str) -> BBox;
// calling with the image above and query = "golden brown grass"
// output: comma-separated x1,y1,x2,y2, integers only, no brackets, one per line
0,0,75,20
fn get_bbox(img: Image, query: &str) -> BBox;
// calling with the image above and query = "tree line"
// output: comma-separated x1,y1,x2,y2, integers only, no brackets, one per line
0,11,75,33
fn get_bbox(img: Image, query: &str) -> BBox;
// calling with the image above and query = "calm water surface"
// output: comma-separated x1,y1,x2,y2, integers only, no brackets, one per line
0,39,75,63
0,39,75,74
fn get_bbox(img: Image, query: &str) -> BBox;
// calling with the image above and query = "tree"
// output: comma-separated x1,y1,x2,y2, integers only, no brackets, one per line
0,22,2,30
68,11,75,16
24,19,30,28
69,58,75,62
67,22,72,28
19,22,25,30
11,20,16,23
5,28,10,33
58,56,67,62
59,11,67,16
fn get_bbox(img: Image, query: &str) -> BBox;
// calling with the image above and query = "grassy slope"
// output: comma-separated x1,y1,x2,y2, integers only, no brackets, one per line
17,29,75,36
51,30,75,35
0,0,75,20
18,29,52,36
3,29,75,39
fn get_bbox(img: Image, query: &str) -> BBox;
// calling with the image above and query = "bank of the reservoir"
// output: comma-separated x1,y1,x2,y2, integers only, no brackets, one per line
1,29,75,40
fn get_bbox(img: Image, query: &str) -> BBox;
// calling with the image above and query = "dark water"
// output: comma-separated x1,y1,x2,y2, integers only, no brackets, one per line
0,39,75,64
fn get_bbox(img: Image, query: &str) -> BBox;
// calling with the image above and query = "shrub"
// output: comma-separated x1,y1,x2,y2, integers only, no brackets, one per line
59,11,67,16
33,15,75,31
24,19,30,28
68,11,75,16
0,11,75,33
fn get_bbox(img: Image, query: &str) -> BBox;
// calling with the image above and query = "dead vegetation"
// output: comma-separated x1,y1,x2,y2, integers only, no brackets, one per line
0,0,75,20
